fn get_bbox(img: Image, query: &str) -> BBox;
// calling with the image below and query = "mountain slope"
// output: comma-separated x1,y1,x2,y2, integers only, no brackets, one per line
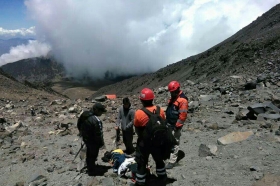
1,57,65,83
93,3,280,96
0,67,61,102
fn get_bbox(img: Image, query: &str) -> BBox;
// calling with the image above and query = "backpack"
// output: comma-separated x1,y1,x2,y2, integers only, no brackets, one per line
141,106,175,148
166,92,188,126
77,111,93,136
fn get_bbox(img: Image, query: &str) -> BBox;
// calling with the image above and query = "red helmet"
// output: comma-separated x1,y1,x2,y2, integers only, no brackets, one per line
168,81,180,92
139,88,155,100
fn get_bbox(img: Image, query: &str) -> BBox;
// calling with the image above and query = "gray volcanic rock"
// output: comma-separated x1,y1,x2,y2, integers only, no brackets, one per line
1,70,280,185
198,144,218,157
0,3,280,186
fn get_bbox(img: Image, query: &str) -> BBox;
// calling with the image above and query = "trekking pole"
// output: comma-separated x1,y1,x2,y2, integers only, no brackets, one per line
72,142,84,162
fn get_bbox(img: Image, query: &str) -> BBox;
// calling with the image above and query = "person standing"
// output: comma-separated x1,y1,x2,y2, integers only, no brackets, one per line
165,81,188,169
134,88,167,186
115,97,135,155
77,102,107,176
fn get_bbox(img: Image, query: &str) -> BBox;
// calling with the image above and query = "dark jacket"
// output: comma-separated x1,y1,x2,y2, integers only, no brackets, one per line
166,91,188,127
77,111,104,147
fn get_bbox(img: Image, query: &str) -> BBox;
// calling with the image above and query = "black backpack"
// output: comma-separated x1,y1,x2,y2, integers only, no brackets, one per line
166,92,188,125
141,106,174,148
77,111,93,136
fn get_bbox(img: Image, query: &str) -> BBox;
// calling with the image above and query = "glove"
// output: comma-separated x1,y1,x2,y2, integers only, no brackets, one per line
175,123,183,129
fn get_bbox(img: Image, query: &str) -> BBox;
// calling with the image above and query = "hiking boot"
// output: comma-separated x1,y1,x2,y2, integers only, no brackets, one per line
165,162,176,169
87,170,106,176
158,174,167,183
157,177,167,186
176,150,185,163
134,182,145,186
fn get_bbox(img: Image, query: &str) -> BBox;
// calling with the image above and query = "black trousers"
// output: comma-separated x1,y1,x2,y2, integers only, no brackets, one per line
85,143,100,175
123,129,135,154
135,141,166,185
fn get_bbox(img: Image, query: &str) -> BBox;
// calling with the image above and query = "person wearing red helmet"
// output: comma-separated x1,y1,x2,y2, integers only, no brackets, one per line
165,81,188,169
134,88,167,185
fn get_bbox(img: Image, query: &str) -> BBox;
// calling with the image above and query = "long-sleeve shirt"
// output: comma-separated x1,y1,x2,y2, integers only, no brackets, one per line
134,106,165,127
116,106,135,131
166,91,188,127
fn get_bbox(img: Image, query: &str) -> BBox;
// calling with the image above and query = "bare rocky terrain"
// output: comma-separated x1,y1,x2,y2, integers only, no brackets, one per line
1,71,280,186
0,3,280,186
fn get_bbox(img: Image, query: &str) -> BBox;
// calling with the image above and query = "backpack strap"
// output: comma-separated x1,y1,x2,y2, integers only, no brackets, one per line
156,106,160,115
141,106,160,117
81,111,94,122
141,107,152,117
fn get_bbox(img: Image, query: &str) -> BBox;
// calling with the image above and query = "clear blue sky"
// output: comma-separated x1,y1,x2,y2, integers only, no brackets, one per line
0,0,34,29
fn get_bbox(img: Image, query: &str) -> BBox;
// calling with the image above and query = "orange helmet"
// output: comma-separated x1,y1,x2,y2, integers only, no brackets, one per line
168,81,180,92
139,88,154,100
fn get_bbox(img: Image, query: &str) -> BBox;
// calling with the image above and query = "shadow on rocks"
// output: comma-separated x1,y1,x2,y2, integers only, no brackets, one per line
88,164,111,176
145,174,177,186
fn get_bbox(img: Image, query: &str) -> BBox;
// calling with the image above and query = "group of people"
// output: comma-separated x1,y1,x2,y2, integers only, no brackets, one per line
77,80,188,185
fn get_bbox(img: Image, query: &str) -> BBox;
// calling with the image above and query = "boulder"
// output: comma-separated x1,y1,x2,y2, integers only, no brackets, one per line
257,74,267,83
35,116,44,122
186,80,195,85
198,144,218,157
94,95,107,102
217,131,254,145
256,82,265,90
188,101,199,113
244,82,257,90
50,99,63,105
5,104,14,109
68,106,78,113
235,109,249,120
199,94,220,102
0,116,6,123
5,121,23,133
157,87,167,94
248,102,280,115
258,113,280,120
252,174,280,186
230,75,243,79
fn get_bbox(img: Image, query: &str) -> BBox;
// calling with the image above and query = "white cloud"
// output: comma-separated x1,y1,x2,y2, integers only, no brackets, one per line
0,27,36,39
0,40,51,66
24,0,279,78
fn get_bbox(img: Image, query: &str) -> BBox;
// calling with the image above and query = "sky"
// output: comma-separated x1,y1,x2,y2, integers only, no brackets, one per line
0,0,279,78
0,0,35,39
0,0,34,29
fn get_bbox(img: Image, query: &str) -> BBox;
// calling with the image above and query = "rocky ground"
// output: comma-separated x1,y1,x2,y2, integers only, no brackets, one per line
1,69,280,186
1,4,280,186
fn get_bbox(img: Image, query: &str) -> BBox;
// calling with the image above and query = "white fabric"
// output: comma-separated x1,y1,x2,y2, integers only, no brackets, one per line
169,128,182,163
118,157,136,176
